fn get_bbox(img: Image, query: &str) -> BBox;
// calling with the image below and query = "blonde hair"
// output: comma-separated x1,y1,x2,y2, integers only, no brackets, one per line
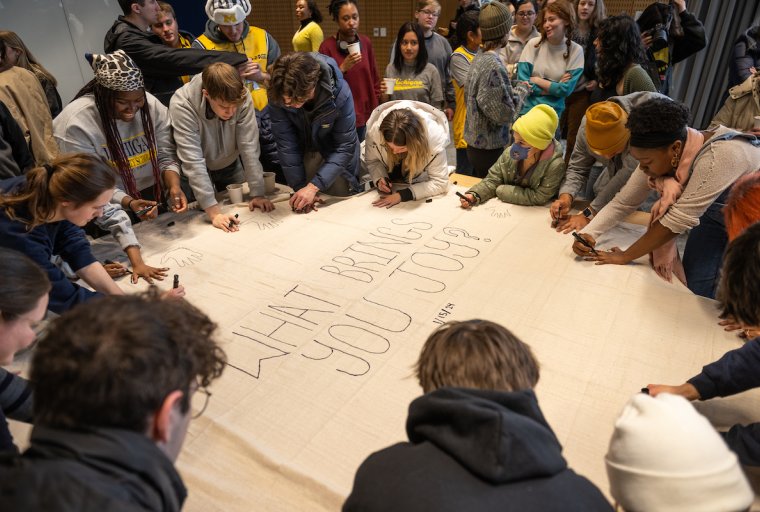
0,31,57,86
415,320,540,394
380,108,429,183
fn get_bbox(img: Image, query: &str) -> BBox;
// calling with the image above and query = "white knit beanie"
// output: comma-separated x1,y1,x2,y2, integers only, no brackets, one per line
606,393,754,512
205,0,251,25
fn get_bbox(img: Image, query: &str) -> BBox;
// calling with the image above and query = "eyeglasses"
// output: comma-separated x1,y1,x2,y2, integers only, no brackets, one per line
191,386,213,419
418,9,440,17
517,11,536,17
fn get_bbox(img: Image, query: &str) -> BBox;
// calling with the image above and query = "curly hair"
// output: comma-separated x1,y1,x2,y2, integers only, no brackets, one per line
718,222,760,327
31,288,227,432
626,97,690,146
267,52,322,106
415,320,539,393
595,15,647,90
327,0,358,21
535,0,576,60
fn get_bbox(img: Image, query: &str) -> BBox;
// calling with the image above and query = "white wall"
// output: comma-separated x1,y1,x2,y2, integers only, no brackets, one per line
1,0,122,105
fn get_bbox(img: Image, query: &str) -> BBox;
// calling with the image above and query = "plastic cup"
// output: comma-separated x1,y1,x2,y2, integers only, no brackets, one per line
384,78,396,95
227,183,244,203
347,42,361,56
754,116,760,131
263,172,276,195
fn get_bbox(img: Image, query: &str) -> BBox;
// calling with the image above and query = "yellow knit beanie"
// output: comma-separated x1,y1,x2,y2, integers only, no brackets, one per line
585,102,630,157
512,104,558,150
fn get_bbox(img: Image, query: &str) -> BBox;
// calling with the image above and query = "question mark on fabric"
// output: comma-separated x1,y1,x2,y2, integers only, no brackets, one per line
443,226,491,243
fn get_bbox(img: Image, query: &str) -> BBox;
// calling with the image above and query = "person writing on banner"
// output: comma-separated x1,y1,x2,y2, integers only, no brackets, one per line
170,63,274,232
363,100,449,208
460,104,565,207
267,52,361,214
645,221,760,467
54,50,186,282
572,97,760,299
550,92,666,233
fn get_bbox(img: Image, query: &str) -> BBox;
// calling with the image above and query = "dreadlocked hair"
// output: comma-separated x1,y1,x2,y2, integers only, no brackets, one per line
536,0,576,60
75,79,162,201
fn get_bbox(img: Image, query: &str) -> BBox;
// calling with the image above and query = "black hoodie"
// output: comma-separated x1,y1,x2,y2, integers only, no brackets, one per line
344,387,612,512
104,16,247,106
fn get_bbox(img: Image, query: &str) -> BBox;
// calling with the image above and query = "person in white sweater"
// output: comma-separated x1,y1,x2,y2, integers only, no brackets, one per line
170,62,273,232
573,97,760,298
362,100,449,207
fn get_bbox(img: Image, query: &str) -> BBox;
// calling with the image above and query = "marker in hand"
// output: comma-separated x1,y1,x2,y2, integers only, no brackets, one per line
572,231,599,256
134,204,156,217
228,213,239,229
173,274,179,289
456,191,474,204
104,259,132,275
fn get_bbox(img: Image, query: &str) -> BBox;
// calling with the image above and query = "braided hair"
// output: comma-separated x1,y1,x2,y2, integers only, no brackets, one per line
536,0,576,59
75,80,162,201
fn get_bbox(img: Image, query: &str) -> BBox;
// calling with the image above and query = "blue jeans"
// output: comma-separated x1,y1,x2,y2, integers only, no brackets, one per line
682,187,731,299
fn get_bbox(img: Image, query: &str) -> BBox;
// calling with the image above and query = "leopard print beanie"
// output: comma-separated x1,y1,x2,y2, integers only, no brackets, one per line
85,50,144,92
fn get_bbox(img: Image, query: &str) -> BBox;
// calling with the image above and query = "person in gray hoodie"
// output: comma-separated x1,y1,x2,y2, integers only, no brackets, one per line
362,100,449,207
170,62,273,232
551,91,667,233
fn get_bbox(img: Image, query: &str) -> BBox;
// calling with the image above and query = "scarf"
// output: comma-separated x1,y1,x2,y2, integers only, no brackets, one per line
647,127,704,285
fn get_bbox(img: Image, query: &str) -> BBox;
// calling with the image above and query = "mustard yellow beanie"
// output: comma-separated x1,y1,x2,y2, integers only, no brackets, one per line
585,101,630,157
513,104,558,150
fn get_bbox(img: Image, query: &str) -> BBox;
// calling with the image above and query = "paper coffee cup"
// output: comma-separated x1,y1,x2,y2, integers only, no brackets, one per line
263,172,276,195
347,42,361,55
227,183,244,204
754,116,760,131
384,78,396,94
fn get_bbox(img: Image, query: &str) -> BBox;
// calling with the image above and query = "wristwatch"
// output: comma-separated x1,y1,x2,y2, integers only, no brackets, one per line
581,207,595,219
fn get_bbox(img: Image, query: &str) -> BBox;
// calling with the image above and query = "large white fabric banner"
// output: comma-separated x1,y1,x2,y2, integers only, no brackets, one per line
79,188,759,511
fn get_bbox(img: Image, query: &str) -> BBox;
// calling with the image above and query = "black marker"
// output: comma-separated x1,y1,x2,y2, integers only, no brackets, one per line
134,205,155,216
104,259,132,275
572,231,599,256
173,274,179,289
228,213,239,229
456,191,474,204
640,387,650,395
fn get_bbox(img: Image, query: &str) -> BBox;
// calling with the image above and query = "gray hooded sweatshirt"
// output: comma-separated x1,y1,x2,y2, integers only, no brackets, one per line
170,73,265,209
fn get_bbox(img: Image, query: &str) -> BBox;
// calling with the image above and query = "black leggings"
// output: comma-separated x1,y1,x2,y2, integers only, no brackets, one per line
466,147,505,178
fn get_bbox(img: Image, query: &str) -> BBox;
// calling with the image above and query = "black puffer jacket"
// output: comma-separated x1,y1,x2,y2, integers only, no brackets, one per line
104,16,247,106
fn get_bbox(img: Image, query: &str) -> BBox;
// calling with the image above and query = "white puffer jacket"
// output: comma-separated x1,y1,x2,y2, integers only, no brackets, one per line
362,100,450,201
